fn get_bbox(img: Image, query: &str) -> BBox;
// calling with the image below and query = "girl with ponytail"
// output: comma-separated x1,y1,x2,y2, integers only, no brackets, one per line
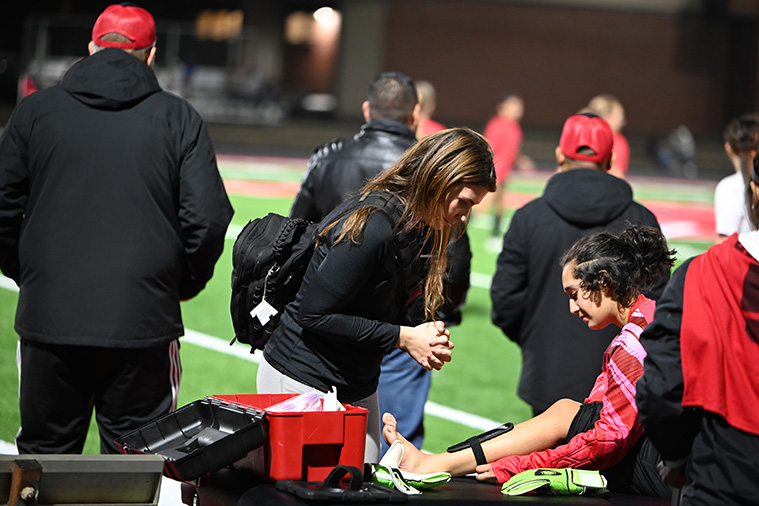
380,224,676,498
714,113,759,240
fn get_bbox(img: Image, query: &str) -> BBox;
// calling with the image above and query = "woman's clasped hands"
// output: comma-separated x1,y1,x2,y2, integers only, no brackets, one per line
398,320,454,371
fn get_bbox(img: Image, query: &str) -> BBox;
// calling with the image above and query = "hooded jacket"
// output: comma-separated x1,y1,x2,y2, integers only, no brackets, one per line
0,48,233,347
491,168,665,413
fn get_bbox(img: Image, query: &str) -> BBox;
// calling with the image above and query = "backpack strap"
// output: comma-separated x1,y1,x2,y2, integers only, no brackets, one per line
375,195,429,293
317,191,403,234
318,191,429,295
271,217,313,261
355,191,429,293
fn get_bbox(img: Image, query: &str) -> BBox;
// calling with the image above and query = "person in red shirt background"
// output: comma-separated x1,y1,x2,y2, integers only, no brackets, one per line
483,93,535,239
585,94,630,179
415,81,446,139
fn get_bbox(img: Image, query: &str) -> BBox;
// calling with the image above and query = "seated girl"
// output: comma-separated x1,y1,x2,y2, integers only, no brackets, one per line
382,224,675,498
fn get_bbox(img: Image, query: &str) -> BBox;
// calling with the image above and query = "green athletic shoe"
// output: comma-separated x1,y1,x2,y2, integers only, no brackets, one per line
501,468,607,496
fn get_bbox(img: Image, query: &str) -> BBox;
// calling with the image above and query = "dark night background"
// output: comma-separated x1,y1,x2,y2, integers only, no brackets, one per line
2,0,759,173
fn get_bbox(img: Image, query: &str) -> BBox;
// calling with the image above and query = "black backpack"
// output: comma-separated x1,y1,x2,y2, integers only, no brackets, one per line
229,192,417,353
229,213,317,352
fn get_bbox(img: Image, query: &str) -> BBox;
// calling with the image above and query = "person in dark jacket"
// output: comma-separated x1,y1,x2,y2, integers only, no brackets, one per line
0,4,233,454
289,72,472,454
289,72,420,222
636,163,759,505
260,128,496,463
490,113,666,416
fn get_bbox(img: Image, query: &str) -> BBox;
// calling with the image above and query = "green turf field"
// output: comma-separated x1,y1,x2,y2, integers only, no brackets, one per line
0,162,717,455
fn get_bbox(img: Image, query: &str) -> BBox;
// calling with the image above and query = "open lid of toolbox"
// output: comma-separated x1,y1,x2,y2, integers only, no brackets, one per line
115,397,266,482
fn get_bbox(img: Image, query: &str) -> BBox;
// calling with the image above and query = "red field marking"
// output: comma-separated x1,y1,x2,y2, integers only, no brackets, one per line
225,179,301,198
223,173,717,241
640,200,716,241
218,153,309,166
504,192,537,209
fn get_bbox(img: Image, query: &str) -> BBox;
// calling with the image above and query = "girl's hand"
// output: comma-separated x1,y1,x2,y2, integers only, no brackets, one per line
475,464,498,483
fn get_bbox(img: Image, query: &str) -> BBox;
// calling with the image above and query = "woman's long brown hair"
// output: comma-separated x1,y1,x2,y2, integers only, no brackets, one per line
320,127,496,321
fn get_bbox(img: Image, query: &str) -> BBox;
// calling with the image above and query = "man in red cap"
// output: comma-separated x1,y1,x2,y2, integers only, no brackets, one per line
490,113,666,418
0,3,233,454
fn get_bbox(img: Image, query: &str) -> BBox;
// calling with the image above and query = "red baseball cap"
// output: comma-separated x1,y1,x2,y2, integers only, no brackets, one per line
92,4,156,50
559,113,614,164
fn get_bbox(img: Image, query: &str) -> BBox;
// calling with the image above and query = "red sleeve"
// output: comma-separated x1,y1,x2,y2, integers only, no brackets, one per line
611,132,630,175
491,334,645,482
484,117,522,181
419,118,446,137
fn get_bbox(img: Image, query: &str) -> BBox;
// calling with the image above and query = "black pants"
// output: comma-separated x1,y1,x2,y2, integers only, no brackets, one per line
567,401,672,499
681,413,759,506
17,339,180,454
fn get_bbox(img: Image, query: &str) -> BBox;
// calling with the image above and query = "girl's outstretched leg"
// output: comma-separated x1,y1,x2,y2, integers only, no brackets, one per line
381,399,581,478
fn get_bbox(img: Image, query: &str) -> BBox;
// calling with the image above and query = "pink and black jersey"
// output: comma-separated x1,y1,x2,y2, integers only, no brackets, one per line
491,295,654,482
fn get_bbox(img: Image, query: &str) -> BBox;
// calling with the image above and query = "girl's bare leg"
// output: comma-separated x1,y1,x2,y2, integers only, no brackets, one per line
382,398,581,477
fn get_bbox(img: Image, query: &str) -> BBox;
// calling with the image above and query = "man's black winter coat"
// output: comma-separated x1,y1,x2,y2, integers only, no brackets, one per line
491,169,666,413
0,49,233,347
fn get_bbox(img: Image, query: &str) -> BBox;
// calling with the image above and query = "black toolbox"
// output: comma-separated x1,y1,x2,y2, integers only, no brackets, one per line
115,397,266,482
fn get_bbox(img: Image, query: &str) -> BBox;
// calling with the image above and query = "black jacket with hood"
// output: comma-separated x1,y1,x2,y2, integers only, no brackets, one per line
0,48,233,347
490,168,666,413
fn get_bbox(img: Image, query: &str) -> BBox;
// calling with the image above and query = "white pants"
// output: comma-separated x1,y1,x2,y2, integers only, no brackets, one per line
256,356,381,463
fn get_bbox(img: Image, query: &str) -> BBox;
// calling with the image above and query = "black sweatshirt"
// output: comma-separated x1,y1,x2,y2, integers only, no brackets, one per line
0,48,233,347
490,169,666,413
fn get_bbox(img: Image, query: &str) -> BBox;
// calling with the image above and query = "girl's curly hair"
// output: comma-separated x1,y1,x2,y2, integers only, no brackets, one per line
559,224,676,307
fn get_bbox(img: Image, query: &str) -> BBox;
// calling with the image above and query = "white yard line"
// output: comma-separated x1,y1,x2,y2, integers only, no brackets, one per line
0,276,18,292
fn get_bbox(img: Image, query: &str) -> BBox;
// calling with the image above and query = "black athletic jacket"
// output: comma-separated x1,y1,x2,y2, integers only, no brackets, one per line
265,193,428,402
491,169,666,413
0,48,233,347
289,119,470,327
